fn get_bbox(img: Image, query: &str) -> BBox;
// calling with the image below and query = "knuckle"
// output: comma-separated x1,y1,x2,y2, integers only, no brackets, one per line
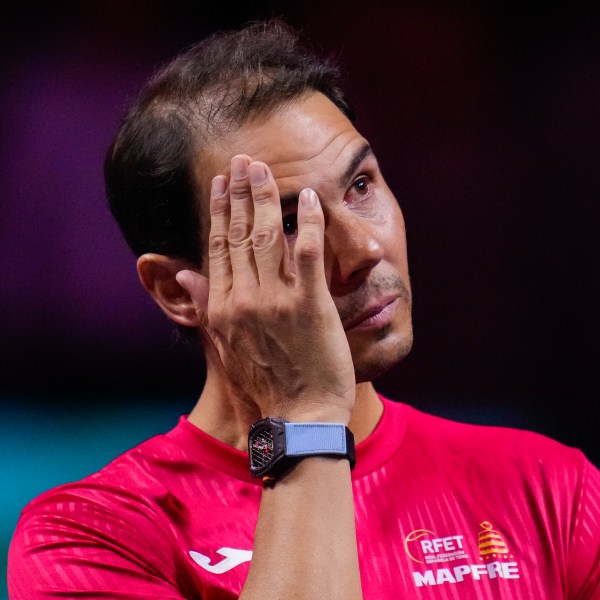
272,301,292,322
252,226,277,250
208,233,229,257
296,239,322,263
230,294,253,320
206,301,227,329
228,222,252,246
206,305,221,326
210,195,230,215
252,187,274,206
300,212,324,225
228,181,250,200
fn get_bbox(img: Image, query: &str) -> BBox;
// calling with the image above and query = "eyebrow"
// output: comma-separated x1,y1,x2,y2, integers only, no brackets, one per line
279,143,374,210
339,143,373,188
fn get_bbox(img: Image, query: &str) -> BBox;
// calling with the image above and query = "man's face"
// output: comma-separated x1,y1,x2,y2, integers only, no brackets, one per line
196,92,413,382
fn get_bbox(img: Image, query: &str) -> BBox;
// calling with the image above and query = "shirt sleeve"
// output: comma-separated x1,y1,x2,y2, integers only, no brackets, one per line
567,455,600,600
7,486,197,599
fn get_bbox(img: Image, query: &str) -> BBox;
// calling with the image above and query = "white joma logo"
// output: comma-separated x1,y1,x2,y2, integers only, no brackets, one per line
189,547,253,574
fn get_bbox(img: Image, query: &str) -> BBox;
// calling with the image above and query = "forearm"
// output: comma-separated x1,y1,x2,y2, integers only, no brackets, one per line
178,156,363,598
240,457,362,600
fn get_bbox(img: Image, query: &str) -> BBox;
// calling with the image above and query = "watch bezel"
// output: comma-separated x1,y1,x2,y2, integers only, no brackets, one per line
248,417,292,478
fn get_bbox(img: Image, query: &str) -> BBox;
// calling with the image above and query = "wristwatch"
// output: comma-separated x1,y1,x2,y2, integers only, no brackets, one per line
248,417,356,481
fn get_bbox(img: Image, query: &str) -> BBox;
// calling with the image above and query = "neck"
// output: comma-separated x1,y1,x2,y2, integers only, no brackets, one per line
187,365,384,452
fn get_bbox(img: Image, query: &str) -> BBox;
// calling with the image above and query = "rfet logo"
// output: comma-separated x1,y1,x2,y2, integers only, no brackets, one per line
404,529,469,565
404,522,520,588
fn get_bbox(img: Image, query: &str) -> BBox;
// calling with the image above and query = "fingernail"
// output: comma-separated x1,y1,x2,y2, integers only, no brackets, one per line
300,188,317,207
248,162,267,186
211,175,227,197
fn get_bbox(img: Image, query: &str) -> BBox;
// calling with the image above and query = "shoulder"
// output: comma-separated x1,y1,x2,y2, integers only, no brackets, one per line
7,429,197,598
381,395,596,481
9,428,191,573
15,428,186,538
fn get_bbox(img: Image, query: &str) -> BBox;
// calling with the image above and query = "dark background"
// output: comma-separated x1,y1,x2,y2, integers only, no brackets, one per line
1,1,599,594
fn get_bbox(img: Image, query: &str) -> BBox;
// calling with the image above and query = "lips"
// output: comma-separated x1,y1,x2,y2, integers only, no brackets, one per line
343,297,400,331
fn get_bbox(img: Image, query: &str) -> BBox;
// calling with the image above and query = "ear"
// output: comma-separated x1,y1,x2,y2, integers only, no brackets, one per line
136,253,203,328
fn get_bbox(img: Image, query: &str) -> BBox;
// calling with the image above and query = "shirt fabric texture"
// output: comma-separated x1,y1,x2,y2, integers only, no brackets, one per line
8,395,600,599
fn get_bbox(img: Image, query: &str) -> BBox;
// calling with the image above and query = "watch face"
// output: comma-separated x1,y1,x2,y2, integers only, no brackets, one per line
249,425,275,473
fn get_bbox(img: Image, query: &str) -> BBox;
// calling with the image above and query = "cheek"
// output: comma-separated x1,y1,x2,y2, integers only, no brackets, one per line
380,215,410,281
287,200,407,283
377,202,407,253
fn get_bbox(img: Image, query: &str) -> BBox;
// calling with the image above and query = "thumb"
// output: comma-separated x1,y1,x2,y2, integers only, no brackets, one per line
176,269,209,320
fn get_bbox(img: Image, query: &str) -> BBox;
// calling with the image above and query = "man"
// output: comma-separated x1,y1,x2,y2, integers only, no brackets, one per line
8,17,600,599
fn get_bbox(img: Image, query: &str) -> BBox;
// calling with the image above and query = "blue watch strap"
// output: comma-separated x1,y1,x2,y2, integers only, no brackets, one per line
284,422,355,468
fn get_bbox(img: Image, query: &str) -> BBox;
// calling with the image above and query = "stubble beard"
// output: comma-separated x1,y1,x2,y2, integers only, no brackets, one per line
352,323,414,383
337,273,413,383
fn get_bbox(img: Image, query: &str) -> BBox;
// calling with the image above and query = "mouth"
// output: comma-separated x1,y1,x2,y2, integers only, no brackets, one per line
343,296,400,331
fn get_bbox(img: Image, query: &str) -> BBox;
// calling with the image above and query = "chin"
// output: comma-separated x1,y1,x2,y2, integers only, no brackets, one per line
352,327,414,384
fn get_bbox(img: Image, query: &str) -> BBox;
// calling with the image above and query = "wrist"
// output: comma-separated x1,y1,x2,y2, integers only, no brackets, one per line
248,417,356,482
269,397,354,426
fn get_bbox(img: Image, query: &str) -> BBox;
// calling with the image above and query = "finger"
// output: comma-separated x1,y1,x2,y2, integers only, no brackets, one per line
293,188,327,298
248,161,286,288
228,154,258,287
175,269,209,325
206,174,233,302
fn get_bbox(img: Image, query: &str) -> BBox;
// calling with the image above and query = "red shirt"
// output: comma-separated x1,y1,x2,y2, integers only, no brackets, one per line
8,396,600,598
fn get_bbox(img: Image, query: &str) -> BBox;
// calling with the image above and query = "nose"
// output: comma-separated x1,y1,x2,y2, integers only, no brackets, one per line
325,211,384,285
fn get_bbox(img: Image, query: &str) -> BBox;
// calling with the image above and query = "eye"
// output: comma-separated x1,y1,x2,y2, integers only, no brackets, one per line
344,175,373,205
353,176,370,195
282,213,298,237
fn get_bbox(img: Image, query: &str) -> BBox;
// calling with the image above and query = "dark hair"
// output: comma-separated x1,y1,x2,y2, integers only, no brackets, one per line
104,17,355,266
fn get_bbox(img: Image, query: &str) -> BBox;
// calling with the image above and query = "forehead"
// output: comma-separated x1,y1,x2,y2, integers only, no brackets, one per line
197,92,367,198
